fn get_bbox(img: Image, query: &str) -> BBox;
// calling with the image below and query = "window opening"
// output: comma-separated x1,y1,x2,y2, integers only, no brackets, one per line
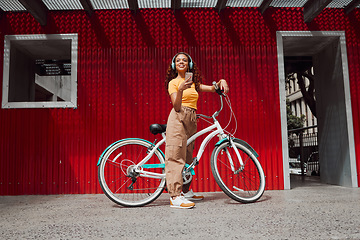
2,34,78,108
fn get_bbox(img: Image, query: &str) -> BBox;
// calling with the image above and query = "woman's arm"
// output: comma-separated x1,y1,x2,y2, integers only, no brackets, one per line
199,79,229,94
170,91,183,112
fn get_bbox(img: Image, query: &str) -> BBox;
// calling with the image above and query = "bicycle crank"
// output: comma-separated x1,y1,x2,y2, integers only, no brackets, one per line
182,170,193,185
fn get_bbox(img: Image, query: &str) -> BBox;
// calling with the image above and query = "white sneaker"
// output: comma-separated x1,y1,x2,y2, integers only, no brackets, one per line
183,189,204,201
170,196,195,209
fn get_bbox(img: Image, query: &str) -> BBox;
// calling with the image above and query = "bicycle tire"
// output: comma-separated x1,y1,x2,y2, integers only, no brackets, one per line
210,139,265,203
98,139,166,207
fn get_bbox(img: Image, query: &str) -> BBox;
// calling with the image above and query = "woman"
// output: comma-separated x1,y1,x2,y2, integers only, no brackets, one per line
165,52,229,209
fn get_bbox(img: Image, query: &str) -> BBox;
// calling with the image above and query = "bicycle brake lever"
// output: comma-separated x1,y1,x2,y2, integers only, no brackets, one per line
212,81,225,96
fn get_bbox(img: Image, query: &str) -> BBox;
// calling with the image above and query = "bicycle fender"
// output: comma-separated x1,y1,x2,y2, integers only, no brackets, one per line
97,138,165,166
215,138,259,158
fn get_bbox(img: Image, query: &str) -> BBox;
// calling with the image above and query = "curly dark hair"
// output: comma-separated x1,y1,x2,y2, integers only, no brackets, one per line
165,52,203,94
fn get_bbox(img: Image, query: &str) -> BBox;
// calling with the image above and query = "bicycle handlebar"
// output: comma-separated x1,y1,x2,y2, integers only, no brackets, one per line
196,82,224,120
212,81,225,96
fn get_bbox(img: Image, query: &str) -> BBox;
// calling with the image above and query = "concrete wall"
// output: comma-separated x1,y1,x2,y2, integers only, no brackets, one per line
313,39,354,187
8,45,35,102
35,75,71,101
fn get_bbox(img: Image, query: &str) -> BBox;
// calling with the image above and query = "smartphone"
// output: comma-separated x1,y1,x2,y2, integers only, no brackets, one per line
185,72,193,83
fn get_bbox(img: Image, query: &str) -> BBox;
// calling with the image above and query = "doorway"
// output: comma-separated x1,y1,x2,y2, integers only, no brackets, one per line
277,31,358,189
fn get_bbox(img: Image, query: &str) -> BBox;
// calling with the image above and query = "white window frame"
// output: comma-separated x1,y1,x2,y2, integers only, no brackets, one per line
2,33,78,109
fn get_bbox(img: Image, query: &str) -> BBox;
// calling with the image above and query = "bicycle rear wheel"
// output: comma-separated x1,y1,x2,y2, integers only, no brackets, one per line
98,139,166,207
211,139,265,203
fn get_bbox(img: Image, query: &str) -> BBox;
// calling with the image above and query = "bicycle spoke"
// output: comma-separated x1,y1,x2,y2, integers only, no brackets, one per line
98,139,166,207
211,140,265,203
130,186,163,191
114,177,132,194
105,159,123,167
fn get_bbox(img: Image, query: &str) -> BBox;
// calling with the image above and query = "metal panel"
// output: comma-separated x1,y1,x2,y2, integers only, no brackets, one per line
1,8,360,195
270,0,307,7
327,0,353,8
42,0,84,10
89,0,128,9
227,0,263,7
138,0,171,8
0,0,358,11
181,0,217,8
0,0,26,11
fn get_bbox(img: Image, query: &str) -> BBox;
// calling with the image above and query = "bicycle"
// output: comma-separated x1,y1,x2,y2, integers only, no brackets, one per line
97,82,266,207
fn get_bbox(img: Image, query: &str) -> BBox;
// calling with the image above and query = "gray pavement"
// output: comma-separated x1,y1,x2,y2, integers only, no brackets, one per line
1,176,360,240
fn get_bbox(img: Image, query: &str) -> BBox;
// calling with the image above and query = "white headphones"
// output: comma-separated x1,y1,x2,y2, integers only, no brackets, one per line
171,52,193,70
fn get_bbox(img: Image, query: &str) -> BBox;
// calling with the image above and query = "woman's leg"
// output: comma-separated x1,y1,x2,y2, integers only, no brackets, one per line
165,109,187,198
165,145,186,198
182,108,197,193
182,140,195,193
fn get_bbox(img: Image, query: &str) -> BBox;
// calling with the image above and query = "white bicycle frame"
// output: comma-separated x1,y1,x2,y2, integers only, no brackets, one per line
135,117,244,180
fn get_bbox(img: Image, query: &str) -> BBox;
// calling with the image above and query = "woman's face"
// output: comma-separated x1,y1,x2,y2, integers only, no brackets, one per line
175,54,189,72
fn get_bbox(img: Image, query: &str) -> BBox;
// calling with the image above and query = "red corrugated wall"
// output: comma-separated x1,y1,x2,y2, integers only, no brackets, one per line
0,8,360,195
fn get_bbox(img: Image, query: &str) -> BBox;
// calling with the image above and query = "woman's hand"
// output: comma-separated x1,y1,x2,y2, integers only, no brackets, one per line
178,76,193,92
199,79,229,93
218,79,229,94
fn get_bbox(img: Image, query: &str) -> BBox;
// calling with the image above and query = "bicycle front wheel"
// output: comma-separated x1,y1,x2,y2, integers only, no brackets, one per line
98,139,166,207
211,139,265,203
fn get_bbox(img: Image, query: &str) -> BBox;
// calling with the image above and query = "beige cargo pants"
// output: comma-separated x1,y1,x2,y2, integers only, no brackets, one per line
165,106,197,198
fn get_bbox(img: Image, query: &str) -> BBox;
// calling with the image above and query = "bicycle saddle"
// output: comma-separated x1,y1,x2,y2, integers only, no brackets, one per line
149,124,167,135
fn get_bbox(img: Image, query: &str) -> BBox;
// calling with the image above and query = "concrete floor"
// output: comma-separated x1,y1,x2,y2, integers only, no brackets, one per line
1,176,360,240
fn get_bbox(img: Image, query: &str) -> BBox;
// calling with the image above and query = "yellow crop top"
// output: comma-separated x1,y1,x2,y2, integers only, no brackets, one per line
168,78,199,110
